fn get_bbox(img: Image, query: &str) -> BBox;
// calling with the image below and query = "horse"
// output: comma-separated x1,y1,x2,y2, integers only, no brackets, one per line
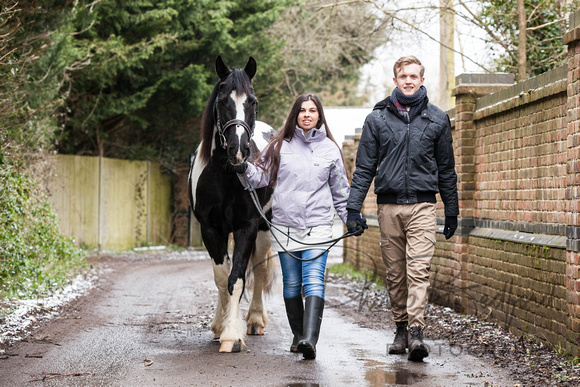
188,56,276,353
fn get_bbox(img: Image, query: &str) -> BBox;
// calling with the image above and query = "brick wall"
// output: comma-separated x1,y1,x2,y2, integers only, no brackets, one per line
343,10,580,357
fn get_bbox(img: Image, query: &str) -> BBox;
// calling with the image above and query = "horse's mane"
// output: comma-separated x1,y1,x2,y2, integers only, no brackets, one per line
198,68,254,163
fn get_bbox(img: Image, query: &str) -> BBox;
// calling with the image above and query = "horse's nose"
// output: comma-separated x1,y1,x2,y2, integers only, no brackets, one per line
228,141,249,164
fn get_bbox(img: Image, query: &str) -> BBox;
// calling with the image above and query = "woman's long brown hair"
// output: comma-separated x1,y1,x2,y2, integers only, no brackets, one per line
258,93,345,187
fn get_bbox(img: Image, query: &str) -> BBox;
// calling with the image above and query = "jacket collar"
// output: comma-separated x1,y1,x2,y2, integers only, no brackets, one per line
294,123,327,143
375,96,433,121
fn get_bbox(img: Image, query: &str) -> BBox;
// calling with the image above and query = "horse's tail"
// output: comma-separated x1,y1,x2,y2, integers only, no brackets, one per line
262,244,276,295
247,229,276,295
244,229,275,331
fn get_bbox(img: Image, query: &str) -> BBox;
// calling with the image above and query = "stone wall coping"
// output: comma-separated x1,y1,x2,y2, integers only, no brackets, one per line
474,65,567,120
469,227,566,249
455,73,515,85
563,26,580,45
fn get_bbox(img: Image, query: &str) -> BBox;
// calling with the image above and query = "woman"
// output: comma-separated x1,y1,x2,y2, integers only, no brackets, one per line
235,93,365,359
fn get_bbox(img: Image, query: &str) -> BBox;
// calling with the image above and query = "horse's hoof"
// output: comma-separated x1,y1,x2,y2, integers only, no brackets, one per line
247,325,264,335
219,339,241,353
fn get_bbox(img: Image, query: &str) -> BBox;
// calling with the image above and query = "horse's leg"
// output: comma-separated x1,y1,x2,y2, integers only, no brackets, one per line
246,229,273,335
200,226,230,342
211,258,231,340
218,227,256,352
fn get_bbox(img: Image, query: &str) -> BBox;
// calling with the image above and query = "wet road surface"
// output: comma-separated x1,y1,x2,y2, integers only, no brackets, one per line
0,249,518,386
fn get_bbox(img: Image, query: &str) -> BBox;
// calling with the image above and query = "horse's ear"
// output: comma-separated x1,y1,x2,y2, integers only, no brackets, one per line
244,57,257,80
215,55,230,81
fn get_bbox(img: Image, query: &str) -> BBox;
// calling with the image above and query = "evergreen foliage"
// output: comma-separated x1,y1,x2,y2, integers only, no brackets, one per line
54,0,387,163
0,163,86,299
1,1,87,301
56,0,289,164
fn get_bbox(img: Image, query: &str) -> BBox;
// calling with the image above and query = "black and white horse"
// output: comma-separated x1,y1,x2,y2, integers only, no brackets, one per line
188,56,276,352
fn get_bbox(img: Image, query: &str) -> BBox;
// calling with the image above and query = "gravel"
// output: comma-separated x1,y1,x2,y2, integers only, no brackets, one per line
325,272,580,387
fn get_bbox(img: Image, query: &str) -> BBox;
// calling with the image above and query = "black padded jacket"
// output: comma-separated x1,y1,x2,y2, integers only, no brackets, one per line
347,96,459,217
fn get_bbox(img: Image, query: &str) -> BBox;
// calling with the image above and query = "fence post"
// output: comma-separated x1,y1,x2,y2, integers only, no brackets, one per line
563,9,580,357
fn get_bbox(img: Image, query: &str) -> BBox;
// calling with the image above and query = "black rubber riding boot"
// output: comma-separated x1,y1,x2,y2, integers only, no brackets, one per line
408,325,429,361
297,296,324,360
388,321,408,354
284,296,304,352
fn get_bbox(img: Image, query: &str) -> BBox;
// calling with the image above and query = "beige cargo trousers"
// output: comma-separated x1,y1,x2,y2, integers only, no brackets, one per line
378,202,437,329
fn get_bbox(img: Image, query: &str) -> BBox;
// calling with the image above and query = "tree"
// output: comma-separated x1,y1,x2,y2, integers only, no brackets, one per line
0,0,73,159
55,0,287,165
439,0,455,110
0,1,86,299
262,0,390,124
462,0,578,78
54,0,389,164
355,0,577,83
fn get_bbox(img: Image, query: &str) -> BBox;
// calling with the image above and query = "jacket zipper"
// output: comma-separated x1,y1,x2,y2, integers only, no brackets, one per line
405,122,410,203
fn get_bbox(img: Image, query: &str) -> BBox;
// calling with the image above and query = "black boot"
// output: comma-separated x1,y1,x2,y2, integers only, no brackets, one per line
297,296,324,360
284,296,304,352
408,325,429,361
388,321,408,354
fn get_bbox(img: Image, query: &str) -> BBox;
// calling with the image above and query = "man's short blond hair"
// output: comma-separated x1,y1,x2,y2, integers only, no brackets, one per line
393,56,425,78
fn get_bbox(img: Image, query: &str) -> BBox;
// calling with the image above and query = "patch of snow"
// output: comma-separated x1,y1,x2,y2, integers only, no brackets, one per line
0,272,99,348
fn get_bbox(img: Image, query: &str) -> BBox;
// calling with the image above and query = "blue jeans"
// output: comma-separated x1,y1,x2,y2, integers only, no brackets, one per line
278,249,329,299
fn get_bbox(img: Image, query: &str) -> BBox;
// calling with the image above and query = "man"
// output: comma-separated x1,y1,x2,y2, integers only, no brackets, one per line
346,56,458,361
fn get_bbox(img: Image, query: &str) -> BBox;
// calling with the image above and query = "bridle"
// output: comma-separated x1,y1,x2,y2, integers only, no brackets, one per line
214,93,259,150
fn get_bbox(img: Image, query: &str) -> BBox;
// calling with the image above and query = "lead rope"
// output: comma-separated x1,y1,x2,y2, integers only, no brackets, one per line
242,173,359,262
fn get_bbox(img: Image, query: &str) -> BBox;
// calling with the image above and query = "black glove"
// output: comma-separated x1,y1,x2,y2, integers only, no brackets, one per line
443,216,457,239
232,161,248,174
346,209,368,236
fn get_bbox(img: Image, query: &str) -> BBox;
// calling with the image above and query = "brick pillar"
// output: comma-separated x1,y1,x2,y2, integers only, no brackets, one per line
563,9,580,357
451,74,514,312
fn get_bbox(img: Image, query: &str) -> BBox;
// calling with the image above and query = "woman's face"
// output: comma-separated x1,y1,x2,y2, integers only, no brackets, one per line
297,100,319,133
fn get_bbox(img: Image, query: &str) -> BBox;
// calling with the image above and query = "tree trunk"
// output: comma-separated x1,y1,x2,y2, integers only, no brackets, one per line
517,0,527,81
439,0,455,111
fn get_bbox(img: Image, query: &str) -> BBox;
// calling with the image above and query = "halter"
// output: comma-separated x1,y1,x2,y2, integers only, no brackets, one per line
214,94,259,149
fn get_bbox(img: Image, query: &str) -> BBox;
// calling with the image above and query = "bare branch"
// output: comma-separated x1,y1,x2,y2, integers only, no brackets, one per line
526,18,566,32
367,0,492,72
456,0,518,65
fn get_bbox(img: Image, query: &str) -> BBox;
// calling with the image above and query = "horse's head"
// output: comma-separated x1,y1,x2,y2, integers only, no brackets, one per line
213,55,258,167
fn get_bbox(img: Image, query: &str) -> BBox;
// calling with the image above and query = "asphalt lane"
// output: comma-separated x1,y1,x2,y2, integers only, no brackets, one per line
0,249,518,387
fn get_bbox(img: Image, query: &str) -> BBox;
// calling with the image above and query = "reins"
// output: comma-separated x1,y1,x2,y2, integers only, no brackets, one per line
242,173,359,262
213,88,357,262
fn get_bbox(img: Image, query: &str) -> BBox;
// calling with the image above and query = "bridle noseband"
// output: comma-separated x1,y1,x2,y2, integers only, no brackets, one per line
214,94,258,149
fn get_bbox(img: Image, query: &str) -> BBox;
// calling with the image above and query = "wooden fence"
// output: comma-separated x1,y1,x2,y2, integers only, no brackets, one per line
46,155,172,251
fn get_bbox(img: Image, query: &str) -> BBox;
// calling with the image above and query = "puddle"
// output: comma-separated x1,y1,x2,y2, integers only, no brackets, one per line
362,360,426,386
366,366,426,385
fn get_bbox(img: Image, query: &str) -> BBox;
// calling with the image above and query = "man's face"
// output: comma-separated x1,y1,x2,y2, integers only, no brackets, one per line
393,63,424,97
